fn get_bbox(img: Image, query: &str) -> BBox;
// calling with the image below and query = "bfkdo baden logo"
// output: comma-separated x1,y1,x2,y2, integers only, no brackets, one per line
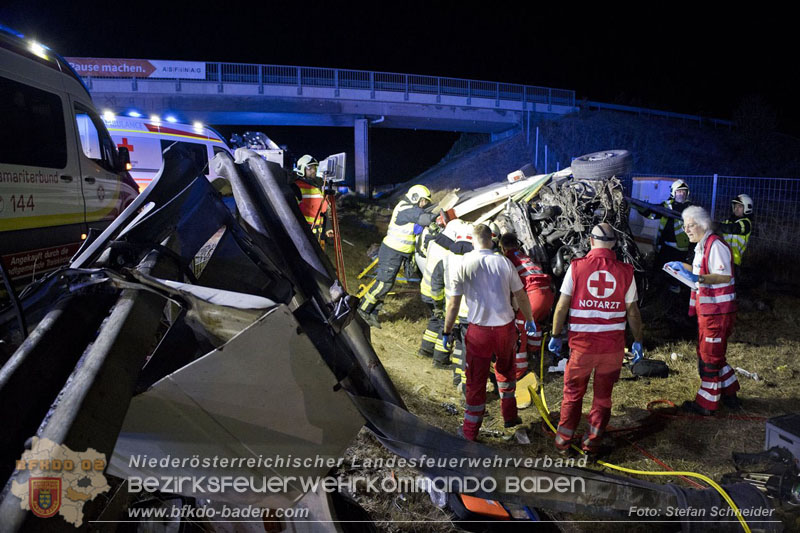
30,477,62,518
11,437,109,527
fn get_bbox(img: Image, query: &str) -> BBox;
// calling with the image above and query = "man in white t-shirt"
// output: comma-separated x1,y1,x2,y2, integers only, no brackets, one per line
442,224,537,441
666,206,739,415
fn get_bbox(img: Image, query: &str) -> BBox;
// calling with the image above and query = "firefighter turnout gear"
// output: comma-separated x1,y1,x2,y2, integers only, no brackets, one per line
419,235,450,365
688,232,739,412
295,179,328,238
721,198,753,267
358,188,436,322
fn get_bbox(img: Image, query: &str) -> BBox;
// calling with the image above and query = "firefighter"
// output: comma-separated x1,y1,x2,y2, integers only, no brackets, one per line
720,194,753,279
549,223,644,454
418,224,451,367
667,206,740,415
499,233,555,408
636,179,693,293
358,185,437,328
294,155,334,242
442,224,537,441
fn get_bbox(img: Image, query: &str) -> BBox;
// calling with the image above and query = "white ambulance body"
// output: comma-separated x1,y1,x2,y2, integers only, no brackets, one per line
103,116,232,192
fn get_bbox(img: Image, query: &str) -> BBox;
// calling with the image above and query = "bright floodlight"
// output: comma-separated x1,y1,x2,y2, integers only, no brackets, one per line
166,116,178,123
28,41,48,60
102,110,115,121
150,115,161,124
193,121,203,131
128,110,142,118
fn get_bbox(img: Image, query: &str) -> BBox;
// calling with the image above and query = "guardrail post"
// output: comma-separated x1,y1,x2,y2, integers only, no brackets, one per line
335,69,340,97
404,74,409,101
437,78,441,103
711,174,719,217
217,63,223,93
297,67,302,95
548,88,552,111
259,66,264,94
523,86,527,111
370,72,375,99
495,83,500,107
467,80,471,105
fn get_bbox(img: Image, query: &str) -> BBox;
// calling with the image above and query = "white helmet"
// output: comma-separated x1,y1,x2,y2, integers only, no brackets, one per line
732,194,753,215
295,154,318,177
670,179,690,199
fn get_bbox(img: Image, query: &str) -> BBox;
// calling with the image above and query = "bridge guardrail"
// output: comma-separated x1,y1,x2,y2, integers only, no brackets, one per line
80,60,577,108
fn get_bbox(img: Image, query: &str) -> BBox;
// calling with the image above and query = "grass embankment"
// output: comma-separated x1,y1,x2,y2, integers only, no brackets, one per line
326,201,800,532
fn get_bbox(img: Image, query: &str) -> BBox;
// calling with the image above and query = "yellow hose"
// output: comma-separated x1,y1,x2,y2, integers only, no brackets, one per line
532,340,751,533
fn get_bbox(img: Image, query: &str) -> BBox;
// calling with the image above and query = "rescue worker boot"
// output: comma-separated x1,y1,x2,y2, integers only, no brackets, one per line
357,309,381,329
722,393,743,411
681,400,714,416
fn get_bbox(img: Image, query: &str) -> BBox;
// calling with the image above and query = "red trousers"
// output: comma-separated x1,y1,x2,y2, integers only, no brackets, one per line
555,350,624,451
513,287,554,379
462,322,518,440
695,313,739,411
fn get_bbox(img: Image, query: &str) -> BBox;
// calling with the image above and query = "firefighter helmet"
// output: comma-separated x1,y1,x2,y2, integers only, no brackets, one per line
670,179,690,199
732,193,753,215
295,154,318,177
407,184,432,204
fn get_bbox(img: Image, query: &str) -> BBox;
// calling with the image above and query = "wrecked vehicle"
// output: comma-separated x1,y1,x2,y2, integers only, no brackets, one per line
0,146,777,531
434,150,647,295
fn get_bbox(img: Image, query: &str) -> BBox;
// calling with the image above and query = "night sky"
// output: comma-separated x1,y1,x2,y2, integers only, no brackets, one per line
1,3,795,183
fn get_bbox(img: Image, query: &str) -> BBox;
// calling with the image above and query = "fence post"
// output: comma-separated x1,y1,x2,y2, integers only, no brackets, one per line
297,67,302,95
370,72,375,99
334,69,339,97
548,88,552,111
404,74,409,101
467,80,471,105
217,63,223,93
259,66,264,94
711,173,719,218
496,83,500,108
436,77,441,103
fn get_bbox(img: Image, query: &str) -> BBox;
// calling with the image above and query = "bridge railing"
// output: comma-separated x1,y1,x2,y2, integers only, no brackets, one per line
81,60,577,108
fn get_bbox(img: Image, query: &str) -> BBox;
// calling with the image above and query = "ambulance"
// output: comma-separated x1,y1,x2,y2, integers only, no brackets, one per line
103,115,233,192
0,26,138,284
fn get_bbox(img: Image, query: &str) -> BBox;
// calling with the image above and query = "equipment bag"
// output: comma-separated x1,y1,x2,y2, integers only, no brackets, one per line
631,358,669,378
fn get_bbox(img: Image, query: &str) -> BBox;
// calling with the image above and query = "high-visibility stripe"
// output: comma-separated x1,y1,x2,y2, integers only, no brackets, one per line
699,293,735,304
497,381,515,390
515,353,527,360
464,413,482,423
557,425,574,436
515,362,528,369
569,309,627,319
569,323,626,332
701,380,722,390
466,403,485,411
697,389,720,402
588,424,602,435
704,337,722,343
500,391,515,399
720,374,738,388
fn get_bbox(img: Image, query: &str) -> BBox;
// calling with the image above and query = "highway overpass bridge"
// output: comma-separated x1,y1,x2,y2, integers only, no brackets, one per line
72,58,577,194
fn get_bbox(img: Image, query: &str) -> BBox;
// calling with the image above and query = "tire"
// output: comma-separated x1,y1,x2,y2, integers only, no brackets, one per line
571,149,632,180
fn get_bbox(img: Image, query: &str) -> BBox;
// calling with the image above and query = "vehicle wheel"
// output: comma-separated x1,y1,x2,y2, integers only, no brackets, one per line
571,150,632,180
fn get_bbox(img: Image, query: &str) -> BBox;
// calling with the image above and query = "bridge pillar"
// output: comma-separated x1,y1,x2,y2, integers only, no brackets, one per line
354,118,370,196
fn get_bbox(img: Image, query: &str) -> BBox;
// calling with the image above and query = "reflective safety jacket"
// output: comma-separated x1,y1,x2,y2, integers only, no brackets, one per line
383,199,435,254
721,216,752,266
421,238,448,304
504,249,551,292
655,199,691,252
295,179,328,236
689,234,737,316
567,248,633,354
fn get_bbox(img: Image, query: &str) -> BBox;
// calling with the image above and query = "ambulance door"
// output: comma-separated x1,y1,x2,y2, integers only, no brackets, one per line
71,101,136,231
0,73,84,279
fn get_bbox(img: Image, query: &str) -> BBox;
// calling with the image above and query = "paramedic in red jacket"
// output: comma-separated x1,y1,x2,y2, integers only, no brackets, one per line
666,206,740,415
499,233,554,379
549,223,644,453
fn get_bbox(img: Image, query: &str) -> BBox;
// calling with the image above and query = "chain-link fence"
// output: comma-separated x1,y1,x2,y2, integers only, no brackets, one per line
625,173,800,281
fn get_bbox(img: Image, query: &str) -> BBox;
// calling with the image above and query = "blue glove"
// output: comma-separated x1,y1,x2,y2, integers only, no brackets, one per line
676,264,699,283
665,261,683,271
548,336,562,355
524,319,537,336
631,341,644,365
442,332,453,351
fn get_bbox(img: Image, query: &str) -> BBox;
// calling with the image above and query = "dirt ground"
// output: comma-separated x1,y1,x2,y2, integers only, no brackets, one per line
326,203,800,532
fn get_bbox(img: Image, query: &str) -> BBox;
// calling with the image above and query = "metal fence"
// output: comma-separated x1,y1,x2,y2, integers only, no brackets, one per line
626,173,800,254
83,60,576,108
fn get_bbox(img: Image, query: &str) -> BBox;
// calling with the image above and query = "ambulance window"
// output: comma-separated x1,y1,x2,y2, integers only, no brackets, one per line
74,104,117,173
0,75,67,168
160,140,209,175
213,146,228,156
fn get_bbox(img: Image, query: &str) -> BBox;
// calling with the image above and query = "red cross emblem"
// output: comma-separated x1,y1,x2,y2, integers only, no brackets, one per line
117,138,134,152
587,270,617,299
